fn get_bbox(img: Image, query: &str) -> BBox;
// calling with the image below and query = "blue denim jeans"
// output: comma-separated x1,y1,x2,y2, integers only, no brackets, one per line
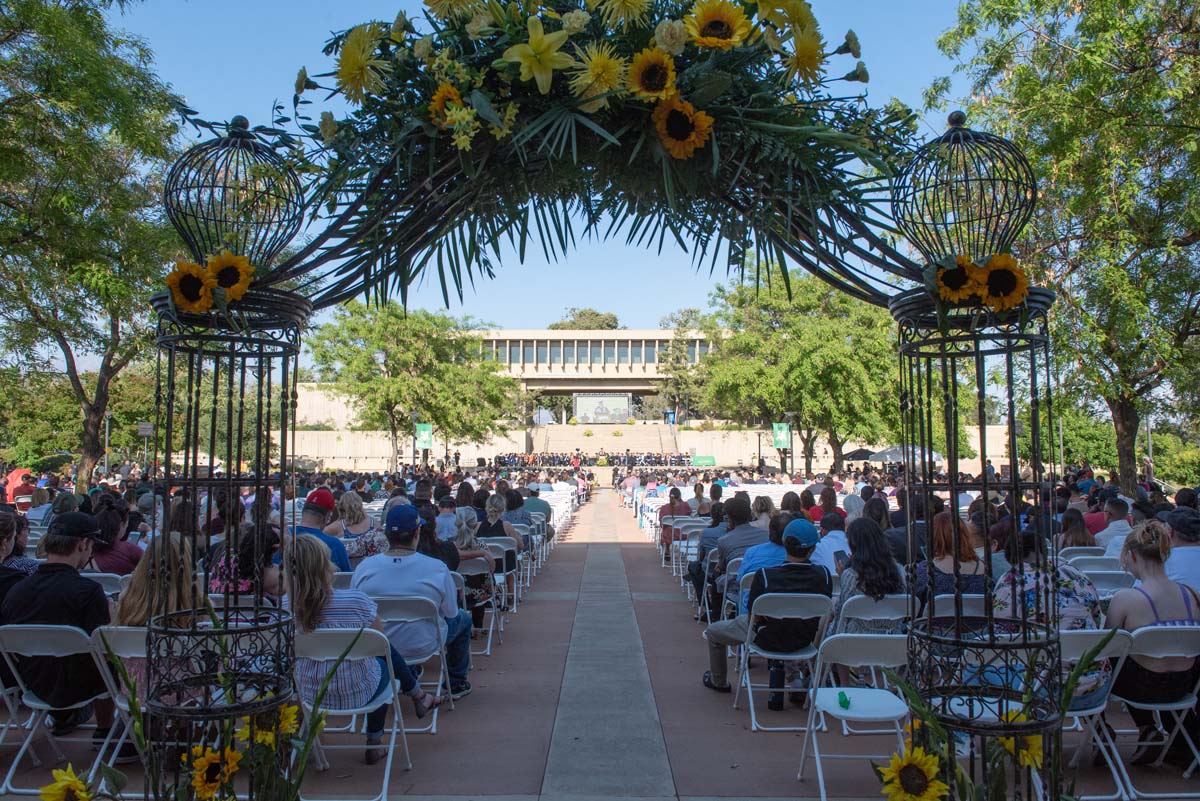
444,610,472,685
366,646,419,735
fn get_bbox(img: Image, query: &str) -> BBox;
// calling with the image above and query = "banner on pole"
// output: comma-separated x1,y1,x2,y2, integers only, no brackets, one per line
415,423,434,450
772,423,790,450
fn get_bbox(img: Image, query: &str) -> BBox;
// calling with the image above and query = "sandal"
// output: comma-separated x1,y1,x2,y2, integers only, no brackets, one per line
703,671,731,693
411,690,442,720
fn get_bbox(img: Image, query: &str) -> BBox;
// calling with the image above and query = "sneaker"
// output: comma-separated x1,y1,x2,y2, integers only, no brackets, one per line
449,681,472,700
51,705,93,737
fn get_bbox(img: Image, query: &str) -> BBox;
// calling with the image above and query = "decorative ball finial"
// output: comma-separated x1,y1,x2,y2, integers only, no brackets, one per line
230,115,250,131
948,110,967,128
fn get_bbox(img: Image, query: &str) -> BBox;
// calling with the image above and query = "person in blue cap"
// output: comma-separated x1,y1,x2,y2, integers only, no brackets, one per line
701,516,833,703
351,503,473,700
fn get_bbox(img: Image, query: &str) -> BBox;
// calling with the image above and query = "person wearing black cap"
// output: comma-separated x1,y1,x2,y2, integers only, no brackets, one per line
1162,506,1200,592
0,512,127,749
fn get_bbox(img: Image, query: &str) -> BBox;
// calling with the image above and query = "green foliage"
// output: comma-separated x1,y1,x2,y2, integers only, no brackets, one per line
308,303,519,470
932,0,1200,492
0,0,182,484
657,308,710,423
1017,400,1119,474
547,307,622,330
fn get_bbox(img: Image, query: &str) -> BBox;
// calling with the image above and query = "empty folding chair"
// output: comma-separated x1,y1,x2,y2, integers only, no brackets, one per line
732,593,833,732
0,625,116,795
1071,556,1124,573
80,572,125,596
1060,546,1106,562
797,634,910,800
373,597,449,734
831,594,911,734
930,593,988,618
1059,629,1132,801
294,628,411,801
1086,571,1136,599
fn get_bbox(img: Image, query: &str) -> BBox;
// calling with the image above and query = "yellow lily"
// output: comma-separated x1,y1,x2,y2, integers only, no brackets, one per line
502,16,575,94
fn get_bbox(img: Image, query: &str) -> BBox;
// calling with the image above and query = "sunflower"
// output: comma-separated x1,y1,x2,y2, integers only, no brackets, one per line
977,253,1030,313
39,765,90,801
879,746,949,801
187,746,243,801
684,0,752,50
205,250,253,302
429,83,464,129
598,0,650,28
653,95,713,159
569,43,628,112
936,255,983,304
166,261,217,315
627,47,677,102
337,24,387,105
998,711,1044,770
783,27,824,85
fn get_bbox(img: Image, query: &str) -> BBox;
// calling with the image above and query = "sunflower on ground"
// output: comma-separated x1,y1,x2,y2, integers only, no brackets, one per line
337,24,387,105
878,746,949,801
998,710,1044,770
502,16,575,95
627,47,676,102
936,255,983,304
569,43,628,112
783,27,824,85
653,95,713,159
205,250,253,302
598,0,650,28
39,765,90,801
166,261,217,315
977,253,1030,313
684,0,752,51
187,746,243,801
429,83,464,129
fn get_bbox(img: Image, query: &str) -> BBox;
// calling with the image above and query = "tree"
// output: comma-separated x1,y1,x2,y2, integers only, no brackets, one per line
705,273,900,475
546,307,622,330
933,0,1200,494
657,308,709,423
0,1,181,485
308,303,520,472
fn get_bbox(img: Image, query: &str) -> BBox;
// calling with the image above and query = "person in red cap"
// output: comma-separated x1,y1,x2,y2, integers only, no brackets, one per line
292,487,351,571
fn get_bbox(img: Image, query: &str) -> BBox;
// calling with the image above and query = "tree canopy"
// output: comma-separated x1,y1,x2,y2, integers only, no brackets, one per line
308,304,520,471
933,0,1200,492
546,307,623,330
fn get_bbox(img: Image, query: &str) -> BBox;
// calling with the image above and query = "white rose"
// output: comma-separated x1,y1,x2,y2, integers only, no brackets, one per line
562,9,591,34
413,36,434,59
654,19,687,56
465,13,492,39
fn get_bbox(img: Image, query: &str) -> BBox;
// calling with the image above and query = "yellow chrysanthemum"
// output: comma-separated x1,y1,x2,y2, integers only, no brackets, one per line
653,95,713,159
684,0,752,50
783,28,824,85
445,106,481,150
39,765,90,801
429,83,464,129
878,746,950,801
627,47,677,102
977,253,1030,313
205,250,253,302
569,43,628,112
187,746,242,801
166,261,217,315
937,255,984,304
425,0,482,20
598,0,650,28
502,16,576,95
489,103,520,139
761,0,817,32
998,711,1044,770
337,24,387,105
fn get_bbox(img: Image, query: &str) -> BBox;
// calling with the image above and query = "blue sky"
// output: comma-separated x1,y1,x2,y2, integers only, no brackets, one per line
112,0,965,330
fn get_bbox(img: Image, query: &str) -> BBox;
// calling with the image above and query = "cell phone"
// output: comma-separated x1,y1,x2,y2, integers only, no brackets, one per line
833,550,849,572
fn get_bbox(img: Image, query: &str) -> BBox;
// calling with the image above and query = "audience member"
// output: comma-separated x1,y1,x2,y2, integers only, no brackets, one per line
811,512,849,576
293,488,351,571
829,518,905,635
913,511,986,603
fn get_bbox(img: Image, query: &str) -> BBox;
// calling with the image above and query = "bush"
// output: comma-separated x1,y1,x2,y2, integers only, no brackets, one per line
583,429,593,437
699,419,715,431
627,417,637,425
568,416,579,425
612,429,623,437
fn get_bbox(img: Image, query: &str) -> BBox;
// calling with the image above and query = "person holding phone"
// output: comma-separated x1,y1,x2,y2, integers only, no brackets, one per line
811,512,849,576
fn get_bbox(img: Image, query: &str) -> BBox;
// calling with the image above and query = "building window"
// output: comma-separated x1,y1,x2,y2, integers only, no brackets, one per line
484,343,495,361
632,343,642,363
590,343,601,364
524,343,534,364
537,344,547,365
551,343,561,364
604,343,615,364
564,342,575,364
508,343,520,364
688,342,698,363
699,342,710,358
618,343,629,364
645,344,657,364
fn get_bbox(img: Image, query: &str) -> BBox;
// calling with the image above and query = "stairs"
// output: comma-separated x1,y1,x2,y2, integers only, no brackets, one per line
535,423,673,455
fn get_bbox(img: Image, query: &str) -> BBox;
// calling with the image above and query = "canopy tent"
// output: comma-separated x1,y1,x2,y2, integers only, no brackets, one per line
842,448,876,462
868,445,945,464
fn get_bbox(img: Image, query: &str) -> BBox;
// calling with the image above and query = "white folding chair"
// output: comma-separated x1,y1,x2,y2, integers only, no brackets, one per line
930,593,988,618
0,625,115,795
1087,571,1136,599
797,634,910,800
294,628,411,801
832,594,911,733
1071,556,1124,573
1060,629,1133,801
80,572,125,596
1109,626,1200,799
718,558,745,621
1060,546,1106,561
732,593,833,732
457,557,497,656
480,536,521,613
373,596,449,734
332,572,354,590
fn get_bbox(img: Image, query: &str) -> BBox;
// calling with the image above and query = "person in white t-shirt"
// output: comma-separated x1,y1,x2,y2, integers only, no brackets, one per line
1162,506,1200,592
1099,498,1134,556
351,504,474,700
811,512,850,576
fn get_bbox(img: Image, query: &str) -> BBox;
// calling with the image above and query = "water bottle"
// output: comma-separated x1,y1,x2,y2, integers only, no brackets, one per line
768,660,784,711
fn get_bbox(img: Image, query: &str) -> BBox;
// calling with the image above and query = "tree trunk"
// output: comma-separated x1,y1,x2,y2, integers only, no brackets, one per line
1107,395,1141,495
827,430,845,474
387,411,399,474
797,428,816,477
76,405,104,488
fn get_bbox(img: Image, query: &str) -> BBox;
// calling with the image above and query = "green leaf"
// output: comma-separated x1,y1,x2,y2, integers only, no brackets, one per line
468,89,503,128
689,70,732,107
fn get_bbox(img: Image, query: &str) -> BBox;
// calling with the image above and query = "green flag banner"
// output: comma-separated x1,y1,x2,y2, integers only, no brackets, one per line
692,455,716,467
416,423,434,450
772,423,791,450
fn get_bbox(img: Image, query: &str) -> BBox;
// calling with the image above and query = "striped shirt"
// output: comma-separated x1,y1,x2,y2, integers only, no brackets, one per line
287,589,381,710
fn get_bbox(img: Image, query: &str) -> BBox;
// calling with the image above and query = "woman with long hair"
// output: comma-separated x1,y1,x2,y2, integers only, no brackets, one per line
284,535,439,764
830,518,906,635
1058,507,1095,549
861,496,891,532
799,489,817,519
842,493,865,524
809,486,844,523
327,491,387,559
780,491,802,515
43,491,79,531
477,492,522,598
454,506,495,629
750,495,776,529
454,481,475,509
0,511,38,575
207,522,281,599
92,495,143,575
913,510,986,602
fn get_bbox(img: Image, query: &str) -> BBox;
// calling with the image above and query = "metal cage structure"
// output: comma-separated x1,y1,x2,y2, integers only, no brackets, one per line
889,115,1062,801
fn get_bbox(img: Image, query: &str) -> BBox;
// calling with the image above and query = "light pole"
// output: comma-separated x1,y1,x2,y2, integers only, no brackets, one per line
410,411,420,473
103,410,113,477
784,411,797,477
